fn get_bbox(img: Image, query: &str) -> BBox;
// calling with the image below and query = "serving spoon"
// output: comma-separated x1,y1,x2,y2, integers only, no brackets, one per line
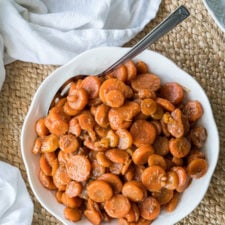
50,5,190,108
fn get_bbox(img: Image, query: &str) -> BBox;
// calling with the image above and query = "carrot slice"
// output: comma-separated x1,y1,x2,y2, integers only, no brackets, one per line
141,98,157,116
165,192,181,212
139,196,160,220
132,145,154,165
125,60,137,82
171,166,190,193
81,76,101,99
160,82,184,105
131,74,161,92
135,61,149,74
148,154,167,170
87,180,113,202
183,100,203,122
122,181,146,202
187,158,208,178
98,173,123,193
105,89,125,108
64,207,82,222
141,165,166,192
152,188,174,205
169,137,191,158
104,194,131,218
66,155,91,182
130,120,157,147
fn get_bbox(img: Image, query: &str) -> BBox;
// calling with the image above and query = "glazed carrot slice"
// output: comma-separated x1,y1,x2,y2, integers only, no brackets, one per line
187,158,208,178
153,136,169,156
67,88,89,110
137,89,156,99
66,155,91,182
165,170,179,190
165,192,181,212
64,207,82,222
59,134,79,153
40,154,52,176
53,165,71,191
106,130,119,147
122,181,146,202
99,78,132,103
160,82,184,105
94,104,110,128
171,166,190,193
151,105,164,120
105,89,125,108
132,145,154,165
139,196,160,220
131,73,161,92
91,160,106,178
135,61,149,74
108,101,140,130
63,102,80,116
87,180,113,202
81,76,101,99
141,98,157,116
169,137,191,158
98,173,123,193
190,126,207,148
106,65,128,82
130,120,157,147
156,97,175,112
125,60,137,82
116,129,133,149
40,134,59,153
45,116,68,136
79,111,95,131
65,180,83,198
68,117,81,137
68,80,82,95
148,154,167,170
55,190,63,203
152,188,174,205
164,109,185,138
124,166,135,182
96,152,112,167
48,106,70,122
39,170,57,190
104,194,131,218
61,193,82,208
35,118,49,137
141,165,166,192
187,149,205,164
125,203,140,222
183,100,203,122
105,149,129,164
95,125,109,138
32,137,42,154
84,209,102,225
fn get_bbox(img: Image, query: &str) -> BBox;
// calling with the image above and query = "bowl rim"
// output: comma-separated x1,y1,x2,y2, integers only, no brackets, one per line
21,46,220,225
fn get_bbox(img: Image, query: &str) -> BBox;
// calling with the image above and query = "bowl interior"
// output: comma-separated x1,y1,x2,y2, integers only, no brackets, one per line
21,47,219,225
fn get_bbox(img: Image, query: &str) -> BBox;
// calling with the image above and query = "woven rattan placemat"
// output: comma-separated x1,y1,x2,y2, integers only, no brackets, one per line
0,0,224,224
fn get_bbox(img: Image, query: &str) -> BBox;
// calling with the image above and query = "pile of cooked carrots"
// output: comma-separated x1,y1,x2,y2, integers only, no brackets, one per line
32,59,208,225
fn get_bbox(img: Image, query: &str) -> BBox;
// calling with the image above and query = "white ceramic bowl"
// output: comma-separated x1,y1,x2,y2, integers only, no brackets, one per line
21,47,219,225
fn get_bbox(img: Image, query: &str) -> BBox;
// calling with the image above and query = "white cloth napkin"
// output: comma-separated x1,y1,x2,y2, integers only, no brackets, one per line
0,0,161,224
0,0,162,90
0,161,33,225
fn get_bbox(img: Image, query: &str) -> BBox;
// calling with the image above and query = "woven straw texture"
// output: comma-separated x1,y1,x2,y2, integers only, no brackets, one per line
0,0,224,224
